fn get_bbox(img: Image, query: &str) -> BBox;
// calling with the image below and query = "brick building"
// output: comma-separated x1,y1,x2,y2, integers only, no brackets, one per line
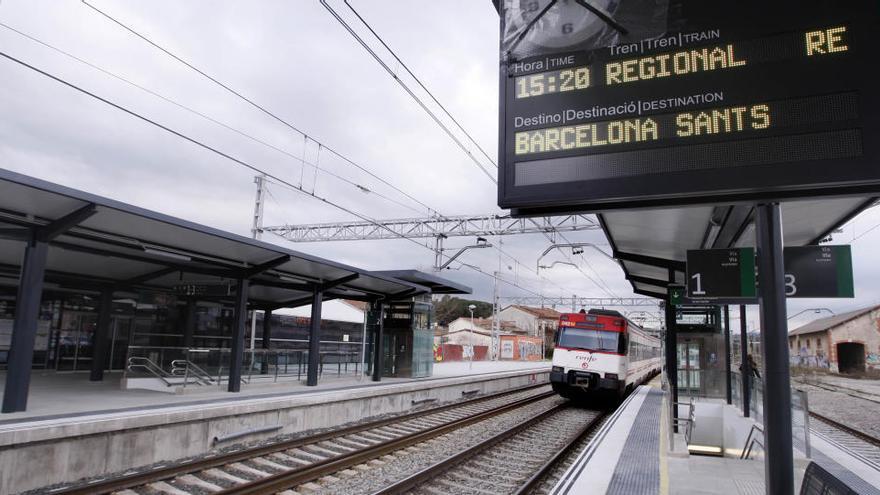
788,304,880,373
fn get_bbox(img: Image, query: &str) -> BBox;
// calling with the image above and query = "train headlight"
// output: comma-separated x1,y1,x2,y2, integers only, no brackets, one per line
552,366,565,372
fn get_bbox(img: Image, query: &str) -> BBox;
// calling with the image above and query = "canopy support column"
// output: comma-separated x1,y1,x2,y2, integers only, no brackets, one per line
372,301,384,382
755,203,793,495
228,278,249,393
740,304,750,417
89,290,114,382
664,268,678,432
261,309,272,375
724,305,732,404
2,238,48,413
307,290,322,386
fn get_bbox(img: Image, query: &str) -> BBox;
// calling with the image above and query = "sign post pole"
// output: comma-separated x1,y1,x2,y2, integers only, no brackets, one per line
755,203,794,495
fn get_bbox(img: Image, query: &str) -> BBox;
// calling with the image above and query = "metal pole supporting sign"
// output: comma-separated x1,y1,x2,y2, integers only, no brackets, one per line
755,203,794,495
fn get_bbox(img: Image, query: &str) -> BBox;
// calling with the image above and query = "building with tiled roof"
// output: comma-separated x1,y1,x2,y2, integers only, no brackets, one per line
499,305,561,352
788,304,880,373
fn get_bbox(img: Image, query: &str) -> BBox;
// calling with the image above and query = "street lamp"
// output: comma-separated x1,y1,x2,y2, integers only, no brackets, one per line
468,304,476,370
787,308,834,321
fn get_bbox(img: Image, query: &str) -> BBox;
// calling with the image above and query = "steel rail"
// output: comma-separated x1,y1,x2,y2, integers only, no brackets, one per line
810,411,880,448
52,384,549,495
512,411,607,495
374,404,606,495
217,391,557,495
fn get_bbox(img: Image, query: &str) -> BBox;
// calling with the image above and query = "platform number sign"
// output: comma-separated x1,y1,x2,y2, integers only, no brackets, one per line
686,248,756,299
783,245,854,298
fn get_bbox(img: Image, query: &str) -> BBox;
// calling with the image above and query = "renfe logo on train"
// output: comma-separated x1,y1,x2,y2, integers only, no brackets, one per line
497,1,880,214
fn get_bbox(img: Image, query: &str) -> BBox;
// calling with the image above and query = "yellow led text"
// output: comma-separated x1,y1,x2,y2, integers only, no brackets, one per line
676,105,770,137
806,26,848,56
514,104,772,155
515,119,658,155
606,44,746,85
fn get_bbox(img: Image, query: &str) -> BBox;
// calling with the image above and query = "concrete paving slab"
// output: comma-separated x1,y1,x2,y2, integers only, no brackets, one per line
0,361,547,423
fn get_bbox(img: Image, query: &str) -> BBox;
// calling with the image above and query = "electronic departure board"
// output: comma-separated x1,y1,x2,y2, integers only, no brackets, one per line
497,1,880,214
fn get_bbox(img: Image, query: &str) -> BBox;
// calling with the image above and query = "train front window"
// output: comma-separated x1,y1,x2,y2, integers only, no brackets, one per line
558,327,619,353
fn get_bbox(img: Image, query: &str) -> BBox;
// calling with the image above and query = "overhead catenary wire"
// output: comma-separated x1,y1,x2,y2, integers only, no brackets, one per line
75,1,569,297
0,21,429,218
316,1,619,298
21,3,603,300
338,0,499,169
320,0,498,184
319,0,621,299
555,230,619,298
79,0,444,219
0,48,552,300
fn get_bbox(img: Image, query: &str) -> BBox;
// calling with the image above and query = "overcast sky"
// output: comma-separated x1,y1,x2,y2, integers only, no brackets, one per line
2,0,879,331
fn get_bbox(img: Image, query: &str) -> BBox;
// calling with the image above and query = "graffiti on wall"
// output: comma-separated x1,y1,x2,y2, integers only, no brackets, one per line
501,340,514,359
519,340,542,361
462,345,474,359
791,349,830,368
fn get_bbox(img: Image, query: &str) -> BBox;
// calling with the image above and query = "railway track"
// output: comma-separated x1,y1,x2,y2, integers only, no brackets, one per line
810,411,880,468
374,403,607,495
49,384,553,495
796,378,880,405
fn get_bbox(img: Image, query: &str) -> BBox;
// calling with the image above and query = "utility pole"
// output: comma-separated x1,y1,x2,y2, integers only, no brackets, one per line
252,175,266,240
492,270,500,360
433,234,446,272
491,235,501,360
249,175,266,354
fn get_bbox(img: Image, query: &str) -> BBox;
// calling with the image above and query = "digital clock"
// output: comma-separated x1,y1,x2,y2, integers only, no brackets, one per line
497,1,880,214
516,66,590,98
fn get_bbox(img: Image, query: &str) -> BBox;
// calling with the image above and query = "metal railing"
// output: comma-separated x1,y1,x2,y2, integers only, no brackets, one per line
171,359,215,386
126,356,176,387
731,370,812,459
741,423,765,459
124,345,369,390
673,396,696,444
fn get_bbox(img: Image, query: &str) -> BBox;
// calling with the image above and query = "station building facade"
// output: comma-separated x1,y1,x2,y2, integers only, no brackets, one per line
788,304,880,373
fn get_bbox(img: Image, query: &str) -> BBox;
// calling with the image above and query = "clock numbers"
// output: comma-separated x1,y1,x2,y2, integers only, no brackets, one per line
515,66,591,99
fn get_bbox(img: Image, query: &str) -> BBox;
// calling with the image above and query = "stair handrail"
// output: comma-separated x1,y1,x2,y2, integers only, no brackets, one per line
672,396,696,444
741,423,765,459
126,356,175,387
170,359,215,386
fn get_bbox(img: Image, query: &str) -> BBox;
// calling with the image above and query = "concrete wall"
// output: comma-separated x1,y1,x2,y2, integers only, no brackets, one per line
0,369,548,494
445,329,492,346
434,344,489,362
499,335,543,360
789,330,831,368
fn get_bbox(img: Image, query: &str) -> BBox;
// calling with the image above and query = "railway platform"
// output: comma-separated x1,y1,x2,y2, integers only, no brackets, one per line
0,361,548,494
550,382,880,495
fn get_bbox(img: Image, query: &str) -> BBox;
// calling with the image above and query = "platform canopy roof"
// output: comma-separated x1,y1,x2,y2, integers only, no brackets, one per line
0,168,438,308
598,197,877,300
372,270,471,295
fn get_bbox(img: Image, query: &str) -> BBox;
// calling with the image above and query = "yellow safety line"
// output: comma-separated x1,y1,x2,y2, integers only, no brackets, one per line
659,394,670,495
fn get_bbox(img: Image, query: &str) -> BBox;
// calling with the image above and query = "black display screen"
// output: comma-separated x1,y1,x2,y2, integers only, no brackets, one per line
498,1,880,214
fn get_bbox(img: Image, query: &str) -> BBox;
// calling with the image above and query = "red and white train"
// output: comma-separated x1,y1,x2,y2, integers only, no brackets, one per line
550,309,662,400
